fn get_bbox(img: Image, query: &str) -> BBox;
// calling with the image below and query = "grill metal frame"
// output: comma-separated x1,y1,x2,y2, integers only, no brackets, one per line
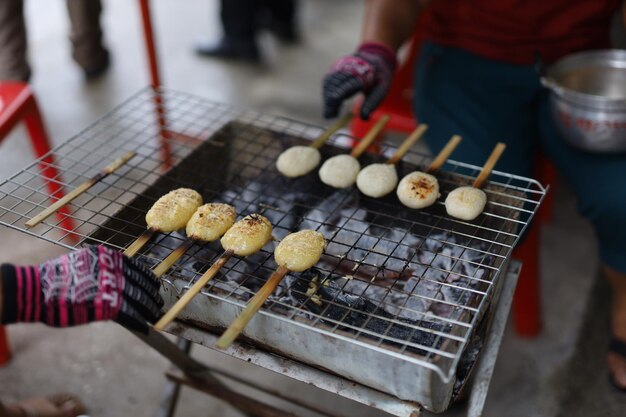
0,88,546,394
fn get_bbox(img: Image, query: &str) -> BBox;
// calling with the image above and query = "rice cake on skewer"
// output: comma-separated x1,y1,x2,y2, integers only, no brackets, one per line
445,142,506,221
151,203,236,278
396,135,462,209
276,112,353,178
318,115,390,188
153,213,273,331
216,229,326,349
356,124,428,198
124,188,203,257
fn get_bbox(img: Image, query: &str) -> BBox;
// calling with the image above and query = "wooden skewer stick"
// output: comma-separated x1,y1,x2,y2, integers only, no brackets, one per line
216,265,290,350
123,229,155,257
153,250,234,331
472,142,507,189
25,150,136,228
387,124,429,165
152,239,195,278
309,112,354,149
349,115,391,158
426,135,463,174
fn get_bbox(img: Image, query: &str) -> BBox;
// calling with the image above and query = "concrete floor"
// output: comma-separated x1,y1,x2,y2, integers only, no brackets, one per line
1,1,625,416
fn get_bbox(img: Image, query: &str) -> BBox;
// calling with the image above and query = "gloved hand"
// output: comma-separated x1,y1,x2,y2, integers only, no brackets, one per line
323,42,397,120
0,244,163,333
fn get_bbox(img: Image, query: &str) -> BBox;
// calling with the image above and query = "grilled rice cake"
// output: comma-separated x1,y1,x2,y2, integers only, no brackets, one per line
445,186,487,221
275,229,326,272
276,146,321,178
186,203,236,241
145,188,203,232
356,163,398,198
319,154,361,188
397,171,440,209
221,214,273,256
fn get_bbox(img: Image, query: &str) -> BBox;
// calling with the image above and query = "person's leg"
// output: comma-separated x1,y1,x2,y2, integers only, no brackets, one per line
413,42,539,177
263,0,298,43
538,95,626,389
66,0,109,78
0,0,30,81
195,0,260,61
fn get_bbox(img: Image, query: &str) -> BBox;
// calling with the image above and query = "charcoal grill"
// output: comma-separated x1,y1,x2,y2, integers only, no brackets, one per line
0,88,546,415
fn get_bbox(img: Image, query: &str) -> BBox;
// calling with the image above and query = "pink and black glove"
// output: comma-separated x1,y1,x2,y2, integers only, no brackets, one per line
0,244,163,333
323,42,397,120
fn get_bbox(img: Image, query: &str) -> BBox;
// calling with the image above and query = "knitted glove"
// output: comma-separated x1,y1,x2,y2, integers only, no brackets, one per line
0,245,163,333
322,42,397,120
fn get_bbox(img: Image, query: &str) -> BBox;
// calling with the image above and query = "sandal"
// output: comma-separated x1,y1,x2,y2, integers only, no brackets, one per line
608,338,626,392
14,393,85,417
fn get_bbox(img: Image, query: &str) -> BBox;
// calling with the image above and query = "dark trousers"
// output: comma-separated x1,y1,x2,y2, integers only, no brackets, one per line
0,0,105,81
220,0,295,41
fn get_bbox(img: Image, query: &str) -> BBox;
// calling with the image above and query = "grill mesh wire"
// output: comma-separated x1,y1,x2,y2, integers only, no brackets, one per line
0,88,546,382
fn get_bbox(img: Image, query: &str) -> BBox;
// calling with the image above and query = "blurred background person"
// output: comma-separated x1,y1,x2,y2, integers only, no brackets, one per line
0,0,110,82
322,0,626,391
195,0,298,63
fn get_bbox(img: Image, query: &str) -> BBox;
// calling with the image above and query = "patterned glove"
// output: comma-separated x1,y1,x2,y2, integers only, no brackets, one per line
0,244,163,333
323,42,397,120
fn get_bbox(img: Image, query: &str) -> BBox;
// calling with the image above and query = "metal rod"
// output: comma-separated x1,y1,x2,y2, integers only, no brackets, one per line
154,338,192,417
166,370,301,417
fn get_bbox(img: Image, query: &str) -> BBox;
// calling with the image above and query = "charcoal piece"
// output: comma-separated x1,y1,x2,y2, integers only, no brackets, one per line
289,269,450,356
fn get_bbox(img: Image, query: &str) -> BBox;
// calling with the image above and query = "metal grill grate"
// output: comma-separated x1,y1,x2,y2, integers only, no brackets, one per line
0,87,546,384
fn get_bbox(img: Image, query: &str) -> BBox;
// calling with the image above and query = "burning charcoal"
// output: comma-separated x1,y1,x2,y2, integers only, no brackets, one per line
289,269,450,355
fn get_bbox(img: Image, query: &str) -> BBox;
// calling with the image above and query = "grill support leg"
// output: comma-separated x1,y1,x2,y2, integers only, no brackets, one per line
467,260,522,417
154,338,191,417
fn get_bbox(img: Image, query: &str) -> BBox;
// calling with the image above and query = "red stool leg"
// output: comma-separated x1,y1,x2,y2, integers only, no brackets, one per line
138,0,172,169
0,325,10,366
512,221,542,337
22,95,76,237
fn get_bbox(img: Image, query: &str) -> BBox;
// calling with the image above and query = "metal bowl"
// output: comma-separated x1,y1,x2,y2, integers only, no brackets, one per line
542,49,626,153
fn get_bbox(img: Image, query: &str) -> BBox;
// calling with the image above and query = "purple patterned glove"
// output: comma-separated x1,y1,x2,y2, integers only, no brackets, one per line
323,42,397,120
0,244,163,333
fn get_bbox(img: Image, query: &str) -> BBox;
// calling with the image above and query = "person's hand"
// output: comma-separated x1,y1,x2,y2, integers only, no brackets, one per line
0,244,163,333
322,42,397,120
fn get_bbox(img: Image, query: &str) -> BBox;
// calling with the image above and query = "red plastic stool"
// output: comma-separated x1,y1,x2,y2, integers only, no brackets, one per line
0,81,76,365
0,326,10,365
510,156,556,337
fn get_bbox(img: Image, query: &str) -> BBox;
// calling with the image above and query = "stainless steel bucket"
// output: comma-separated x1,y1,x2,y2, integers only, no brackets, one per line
542,49,626,153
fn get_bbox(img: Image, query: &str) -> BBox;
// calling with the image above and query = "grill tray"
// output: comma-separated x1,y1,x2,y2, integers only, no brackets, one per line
0,89,546,412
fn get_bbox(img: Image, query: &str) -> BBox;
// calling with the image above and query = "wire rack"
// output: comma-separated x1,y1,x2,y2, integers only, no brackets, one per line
0,87,546,385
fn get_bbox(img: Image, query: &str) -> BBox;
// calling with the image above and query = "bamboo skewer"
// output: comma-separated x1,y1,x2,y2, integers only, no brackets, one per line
309,112,354,149
25,151,136,228
152,240,194,278
349,115,391,158
216,265,290,350
426,135,463,174
123,229,156,257
472,142,507,189
387,124,429,165
154,250,234,331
